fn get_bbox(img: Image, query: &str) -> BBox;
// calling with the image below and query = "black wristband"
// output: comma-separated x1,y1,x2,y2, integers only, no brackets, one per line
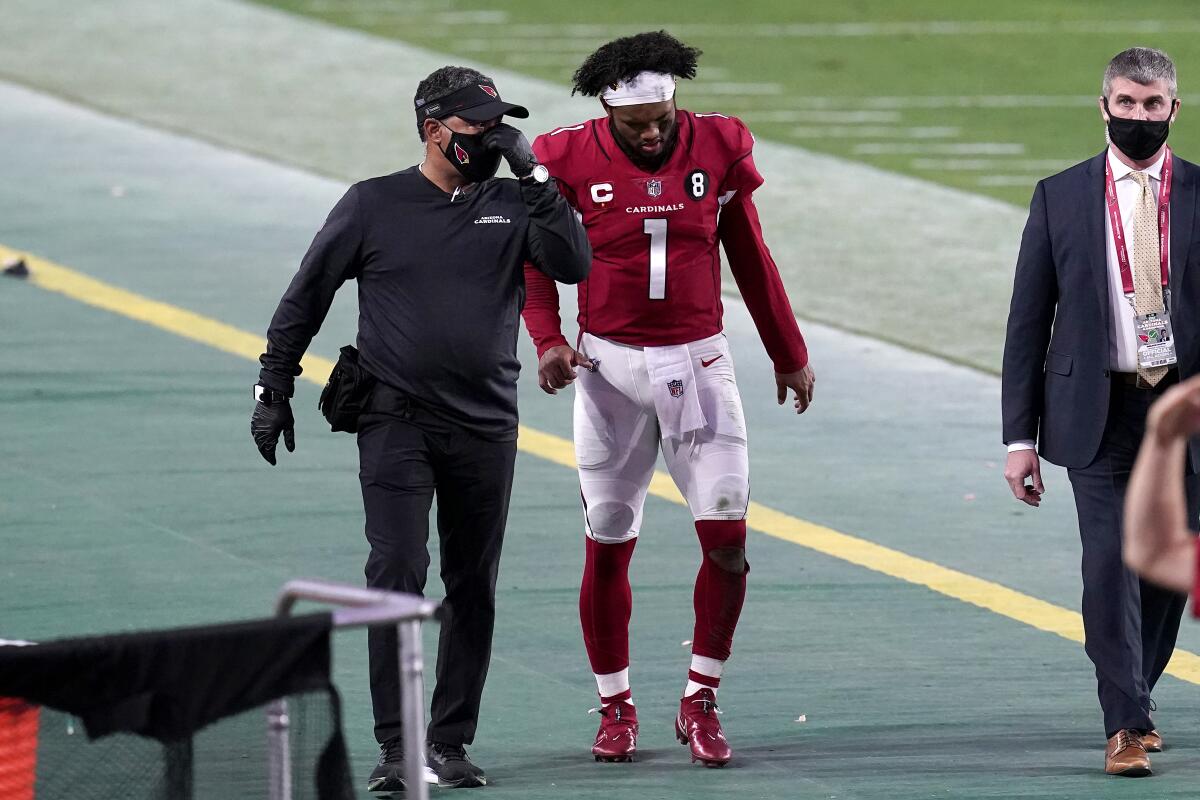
254,385,288,405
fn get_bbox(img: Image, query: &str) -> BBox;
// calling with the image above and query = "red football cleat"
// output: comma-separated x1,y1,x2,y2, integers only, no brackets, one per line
675,688,731,767
590,700,638,762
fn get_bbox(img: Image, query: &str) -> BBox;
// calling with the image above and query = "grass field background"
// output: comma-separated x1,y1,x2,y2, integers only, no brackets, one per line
259,0,1200,206
16,0,1200,373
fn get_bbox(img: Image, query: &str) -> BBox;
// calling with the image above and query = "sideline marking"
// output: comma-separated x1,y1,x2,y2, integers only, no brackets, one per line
911,157,1073,172
483,20,1200,39
853,143,1025,156
777,94,1200,110
8,243,1200,684
978,175,1049,188
745,110,902,124
790,126,960,140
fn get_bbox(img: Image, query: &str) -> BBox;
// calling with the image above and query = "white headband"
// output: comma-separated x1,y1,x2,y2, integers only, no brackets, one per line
601,71,677,107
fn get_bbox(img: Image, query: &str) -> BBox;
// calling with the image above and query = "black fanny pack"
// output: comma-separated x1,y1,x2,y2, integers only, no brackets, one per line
318,345,377,433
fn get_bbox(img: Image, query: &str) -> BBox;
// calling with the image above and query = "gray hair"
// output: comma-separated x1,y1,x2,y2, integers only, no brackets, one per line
1102,47,1177,99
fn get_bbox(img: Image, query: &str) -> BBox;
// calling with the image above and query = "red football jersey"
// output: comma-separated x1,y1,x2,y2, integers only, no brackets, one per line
524,110,807,371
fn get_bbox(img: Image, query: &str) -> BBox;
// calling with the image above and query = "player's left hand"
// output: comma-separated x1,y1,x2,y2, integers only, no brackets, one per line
775,364,814,414
251,395,295,465
482,123,538,178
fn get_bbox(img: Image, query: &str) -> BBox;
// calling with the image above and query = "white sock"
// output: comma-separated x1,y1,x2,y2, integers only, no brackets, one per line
595,668,632,705
684,654,724,697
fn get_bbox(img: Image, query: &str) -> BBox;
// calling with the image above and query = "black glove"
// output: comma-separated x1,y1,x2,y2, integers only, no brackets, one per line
251,388,295,466
482,123,538,178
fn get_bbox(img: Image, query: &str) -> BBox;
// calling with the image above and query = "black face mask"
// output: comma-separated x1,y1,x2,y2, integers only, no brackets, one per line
439,124,501,184
1104,97,1176,161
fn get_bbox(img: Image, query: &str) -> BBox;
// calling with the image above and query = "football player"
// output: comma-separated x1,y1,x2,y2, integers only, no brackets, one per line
522,31,814,767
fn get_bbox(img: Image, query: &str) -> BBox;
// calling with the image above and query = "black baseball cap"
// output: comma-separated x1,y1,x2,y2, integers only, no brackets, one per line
415,80,529,124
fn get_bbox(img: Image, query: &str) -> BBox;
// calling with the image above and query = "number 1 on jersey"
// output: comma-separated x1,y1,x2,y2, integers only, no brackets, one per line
643,218,667,300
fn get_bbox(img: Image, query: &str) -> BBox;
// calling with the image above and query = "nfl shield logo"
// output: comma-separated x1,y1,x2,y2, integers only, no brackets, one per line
646,179,663,198
667,379,684,398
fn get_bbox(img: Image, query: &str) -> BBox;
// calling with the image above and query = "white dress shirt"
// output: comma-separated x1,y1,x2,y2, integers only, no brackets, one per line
1008,146,1169,453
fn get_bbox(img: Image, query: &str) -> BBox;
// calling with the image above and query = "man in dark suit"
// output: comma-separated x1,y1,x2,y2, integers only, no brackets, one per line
1003,46,1200,776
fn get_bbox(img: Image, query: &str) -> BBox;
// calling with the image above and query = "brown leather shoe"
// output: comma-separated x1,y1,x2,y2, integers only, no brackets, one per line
1105,730,1151,777
1141,729,1163,753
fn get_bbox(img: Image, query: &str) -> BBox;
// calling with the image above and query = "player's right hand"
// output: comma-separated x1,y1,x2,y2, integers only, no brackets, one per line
538,344,594,395
1004,449,1043,507
251,394,296,466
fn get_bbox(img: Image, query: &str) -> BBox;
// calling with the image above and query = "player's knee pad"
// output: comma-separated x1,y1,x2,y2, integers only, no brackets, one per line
706,546,746,574
695,472,749,519
586,501,639,543
695,519,748,574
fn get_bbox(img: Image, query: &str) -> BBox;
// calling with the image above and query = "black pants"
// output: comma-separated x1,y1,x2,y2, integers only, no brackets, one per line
1067,377,1199,737
357,392,516,746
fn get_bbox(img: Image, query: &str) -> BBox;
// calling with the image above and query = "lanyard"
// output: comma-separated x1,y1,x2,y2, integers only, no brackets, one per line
1105,147,1172,295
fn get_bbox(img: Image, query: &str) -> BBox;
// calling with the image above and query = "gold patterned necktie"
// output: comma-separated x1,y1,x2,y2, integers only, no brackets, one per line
1128,170,1168,387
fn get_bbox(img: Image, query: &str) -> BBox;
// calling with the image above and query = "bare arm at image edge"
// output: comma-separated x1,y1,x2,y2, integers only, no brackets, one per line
1123,376,1200,595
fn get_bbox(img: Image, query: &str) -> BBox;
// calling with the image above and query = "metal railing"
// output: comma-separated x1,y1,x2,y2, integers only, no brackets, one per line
269,579,440,800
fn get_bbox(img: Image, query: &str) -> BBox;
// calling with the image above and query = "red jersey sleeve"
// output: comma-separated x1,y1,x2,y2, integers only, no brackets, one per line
523,265,568,357
719,192,808,373
718,117,765,202
521,132,574,357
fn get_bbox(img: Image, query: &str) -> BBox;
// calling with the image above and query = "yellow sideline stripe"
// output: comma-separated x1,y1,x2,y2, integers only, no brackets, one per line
8,243,1200,685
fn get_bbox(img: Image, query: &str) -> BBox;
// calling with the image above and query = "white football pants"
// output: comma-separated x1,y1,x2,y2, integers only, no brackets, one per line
573,332,750,543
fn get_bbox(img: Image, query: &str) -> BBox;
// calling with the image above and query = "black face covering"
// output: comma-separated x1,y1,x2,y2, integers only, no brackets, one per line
1105,97,1176,161
439,124,502,184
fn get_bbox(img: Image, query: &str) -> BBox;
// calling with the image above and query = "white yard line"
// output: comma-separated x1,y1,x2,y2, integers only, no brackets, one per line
432,10,508,24
303,0,433,10
791,126,962,139
784,94,1200,109
456,38,594,53
912,157,1072,172
854,142,1025,155
466,19,1200,38
501,53,590,67
977,174,1048,187
744,110,903,124
689,82,785,95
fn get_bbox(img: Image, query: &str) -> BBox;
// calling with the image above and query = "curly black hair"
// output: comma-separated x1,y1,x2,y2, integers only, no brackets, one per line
571,31,701,97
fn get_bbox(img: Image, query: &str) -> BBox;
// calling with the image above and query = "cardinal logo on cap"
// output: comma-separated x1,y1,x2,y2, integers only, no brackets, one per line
480,85,498,98
454,142,470,164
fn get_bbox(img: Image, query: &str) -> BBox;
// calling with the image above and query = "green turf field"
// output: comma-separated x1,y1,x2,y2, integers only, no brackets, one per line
257,0,1200,207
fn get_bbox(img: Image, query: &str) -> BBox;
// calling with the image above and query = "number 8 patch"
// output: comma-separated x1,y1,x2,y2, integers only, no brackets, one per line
685,169,709,200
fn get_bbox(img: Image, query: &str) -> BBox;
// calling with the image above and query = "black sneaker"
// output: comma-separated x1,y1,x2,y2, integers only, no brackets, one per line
425,741,487,788
367,737,437,795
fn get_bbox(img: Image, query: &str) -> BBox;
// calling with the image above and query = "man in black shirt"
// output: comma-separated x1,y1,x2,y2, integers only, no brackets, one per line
250,66,590,793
